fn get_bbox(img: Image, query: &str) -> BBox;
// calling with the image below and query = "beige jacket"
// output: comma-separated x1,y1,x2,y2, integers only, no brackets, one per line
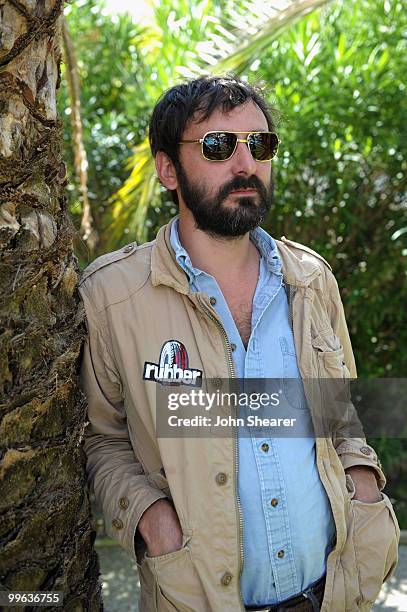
79,220,399,612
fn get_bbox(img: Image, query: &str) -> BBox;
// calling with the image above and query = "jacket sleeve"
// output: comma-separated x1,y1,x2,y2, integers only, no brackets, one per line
327,272,386,489
79,286,167,561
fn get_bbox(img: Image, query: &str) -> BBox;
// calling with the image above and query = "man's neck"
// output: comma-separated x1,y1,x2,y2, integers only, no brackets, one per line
177,213,260,284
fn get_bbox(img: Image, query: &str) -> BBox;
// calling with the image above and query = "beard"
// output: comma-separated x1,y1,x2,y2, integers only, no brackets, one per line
175,163,274,238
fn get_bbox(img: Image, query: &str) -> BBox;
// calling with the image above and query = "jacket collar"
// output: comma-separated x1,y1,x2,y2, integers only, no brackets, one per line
151,220,191,294
151,218,323,292
276,237,325,287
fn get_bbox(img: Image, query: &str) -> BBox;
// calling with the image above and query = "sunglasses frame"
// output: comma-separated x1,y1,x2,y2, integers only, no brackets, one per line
179,130,280,162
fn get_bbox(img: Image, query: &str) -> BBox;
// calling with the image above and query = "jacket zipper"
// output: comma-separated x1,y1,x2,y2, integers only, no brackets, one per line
286,283,295,331
198,296,245,610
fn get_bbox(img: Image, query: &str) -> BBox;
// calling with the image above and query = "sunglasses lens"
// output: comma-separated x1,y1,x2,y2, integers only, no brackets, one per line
248,132,279,161
202,132,236,160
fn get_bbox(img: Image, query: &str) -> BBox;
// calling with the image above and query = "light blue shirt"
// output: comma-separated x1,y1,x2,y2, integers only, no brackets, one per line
170,219,336,606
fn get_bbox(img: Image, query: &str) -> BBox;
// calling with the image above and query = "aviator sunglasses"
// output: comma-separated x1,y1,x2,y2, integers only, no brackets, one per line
179,130,280,162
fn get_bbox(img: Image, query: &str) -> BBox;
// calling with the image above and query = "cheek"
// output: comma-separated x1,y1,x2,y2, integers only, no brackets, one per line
184,160,226,192
258,165,272,186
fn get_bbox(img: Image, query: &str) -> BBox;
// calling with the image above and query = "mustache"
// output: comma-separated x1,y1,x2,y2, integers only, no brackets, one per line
218,175,267,200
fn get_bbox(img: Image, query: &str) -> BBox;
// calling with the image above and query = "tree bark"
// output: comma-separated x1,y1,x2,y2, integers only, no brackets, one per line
0,1,102,609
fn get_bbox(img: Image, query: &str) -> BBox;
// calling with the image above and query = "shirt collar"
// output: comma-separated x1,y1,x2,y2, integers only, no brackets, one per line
170,217,282,284
170,218,201,283
250,226,282,275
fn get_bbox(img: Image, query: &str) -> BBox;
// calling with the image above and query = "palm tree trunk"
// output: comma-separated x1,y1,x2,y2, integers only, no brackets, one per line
0,1,102,609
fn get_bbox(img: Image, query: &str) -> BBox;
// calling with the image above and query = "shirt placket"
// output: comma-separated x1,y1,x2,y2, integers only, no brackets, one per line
252,436,299,600
245,262,299,601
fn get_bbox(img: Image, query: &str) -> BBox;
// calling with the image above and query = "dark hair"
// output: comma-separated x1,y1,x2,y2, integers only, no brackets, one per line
148,75,277,203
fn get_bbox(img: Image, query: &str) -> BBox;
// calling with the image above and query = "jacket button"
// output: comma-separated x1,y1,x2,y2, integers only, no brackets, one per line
123,244,134,253
221,572,233,586
213,377,222,389
271,498,279,507
210,296,217,306
112,518,123,530
119,497,129,510
277,549,285,558
360,446,372,455
215,472,228,486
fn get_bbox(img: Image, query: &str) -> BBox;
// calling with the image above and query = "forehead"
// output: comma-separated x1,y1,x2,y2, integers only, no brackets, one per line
183,100,269,138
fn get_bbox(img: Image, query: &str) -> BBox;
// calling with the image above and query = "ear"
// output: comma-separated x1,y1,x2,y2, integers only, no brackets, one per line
155,151,179,190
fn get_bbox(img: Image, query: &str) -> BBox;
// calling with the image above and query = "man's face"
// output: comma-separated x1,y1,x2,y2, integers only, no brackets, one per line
176,100,274,238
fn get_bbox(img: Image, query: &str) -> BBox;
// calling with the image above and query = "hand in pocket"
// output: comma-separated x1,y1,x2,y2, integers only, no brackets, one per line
138,499,183,557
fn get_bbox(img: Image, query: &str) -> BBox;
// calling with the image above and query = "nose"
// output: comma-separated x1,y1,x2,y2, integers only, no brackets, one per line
230,139,257,176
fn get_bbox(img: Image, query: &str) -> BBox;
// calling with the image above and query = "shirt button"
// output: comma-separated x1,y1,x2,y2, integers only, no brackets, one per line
277,549,285,558
215,473,228,486
119,497,129,510
230,343,237,352
210,296,217,306
112,518,123,530
271,498,279,507
123,244,134,253
360,446,372,455
261,442,269,452
221,572,233,586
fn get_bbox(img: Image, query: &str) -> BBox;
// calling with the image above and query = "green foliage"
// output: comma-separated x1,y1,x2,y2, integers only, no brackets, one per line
256,0,407,378
60,0,151,250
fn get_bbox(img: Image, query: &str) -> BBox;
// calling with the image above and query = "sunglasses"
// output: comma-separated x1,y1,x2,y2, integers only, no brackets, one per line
179,131,280,162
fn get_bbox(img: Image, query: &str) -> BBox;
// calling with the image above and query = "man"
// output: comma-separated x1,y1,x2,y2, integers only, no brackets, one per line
80,76,399,611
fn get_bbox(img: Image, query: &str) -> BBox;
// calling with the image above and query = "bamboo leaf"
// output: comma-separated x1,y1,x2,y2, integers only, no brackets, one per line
377,47,390,70
336,32,346,62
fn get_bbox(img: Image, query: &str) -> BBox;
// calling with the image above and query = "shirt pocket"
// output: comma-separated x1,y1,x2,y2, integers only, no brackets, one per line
279,336,308,411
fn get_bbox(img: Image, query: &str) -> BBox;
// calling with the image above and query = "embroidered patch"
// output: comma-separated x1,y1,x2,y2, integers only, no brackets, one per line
143,340,202,387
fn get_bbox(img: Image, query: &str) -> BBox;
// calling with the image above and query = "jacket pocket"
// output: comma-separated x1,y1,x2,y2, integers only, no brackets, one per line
341,492,400,609
312,328,351,378
145,536,209,612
